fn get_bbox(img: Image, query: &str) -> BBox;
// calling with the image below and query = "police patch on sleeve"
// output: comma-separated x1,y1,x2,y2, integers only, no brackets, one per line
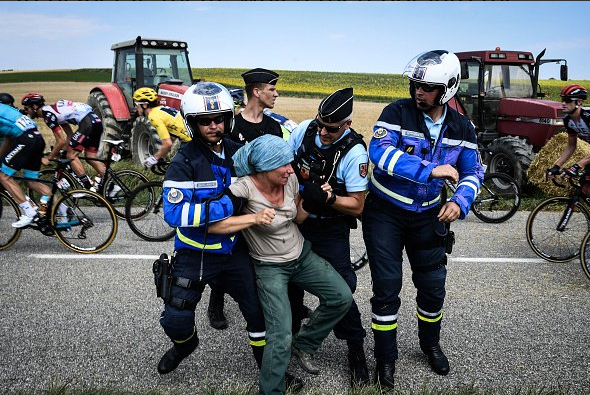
373,128,387,139
167,188,183,204
359,163,368,178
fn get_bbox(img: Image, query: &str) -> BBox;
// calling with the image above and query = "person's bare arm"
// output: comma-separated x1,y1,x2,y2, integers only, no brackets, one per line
208,208,276,234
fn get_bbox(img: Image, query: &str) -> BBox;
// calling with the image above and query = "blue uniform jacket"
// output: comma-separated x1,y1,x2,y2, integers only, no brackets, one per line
369,98,484,218
163,138,241,253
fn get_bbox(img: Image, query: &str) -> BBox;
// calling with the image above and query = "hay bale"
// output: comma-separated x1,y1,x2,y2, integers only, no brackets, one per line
527,132,590,196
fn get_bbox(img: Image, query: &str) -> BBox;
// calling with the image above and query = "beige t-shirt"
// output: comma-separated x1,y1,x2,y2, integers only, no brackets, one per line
229,173,305,262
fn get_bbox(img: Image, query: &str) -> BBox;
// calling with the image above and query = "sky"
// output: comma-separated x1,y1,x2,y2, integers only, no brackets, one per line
1,1,589,80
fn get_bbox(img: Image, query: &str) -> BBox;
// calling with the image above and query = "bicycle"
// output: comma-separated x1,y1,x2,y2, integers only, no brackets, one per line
526,173,590,263
441,172,521,223
29,140,149,219
0,158,118,253
124,160,174,242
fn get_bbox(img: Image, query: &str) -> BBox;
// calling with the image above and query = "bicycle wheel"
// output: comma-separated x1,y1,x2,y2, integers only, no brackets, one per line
0,191,22,251
28,168,80,203
526,197,590,263
52,189,118,253
125,181,175,242
471,172,521,224
103,169,149,218
579,231,590,281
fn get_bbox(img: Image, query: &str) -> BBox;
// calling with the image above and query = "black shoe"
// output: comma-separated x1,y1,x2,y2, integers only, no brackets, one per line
207,294,228,330
157,334,200,374
285,372,304,393
348,349,370,387
374,361,395,390
420,344,450,376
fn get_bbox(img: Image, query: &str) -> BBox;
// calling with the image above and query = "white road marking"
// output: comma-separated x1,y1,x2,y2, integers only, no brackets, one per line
29,254,551,264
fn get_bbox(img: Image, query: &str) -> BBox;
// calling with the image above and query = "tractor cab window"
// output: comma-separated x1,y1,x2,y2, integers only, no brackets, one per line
484,64,533,98
140,48,192,87
457,61,481,127
114,49,136,109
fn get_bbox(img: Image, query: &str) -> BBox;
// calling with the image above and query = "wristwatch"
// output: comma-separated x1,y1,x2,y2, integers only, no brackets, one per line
326,192,337,205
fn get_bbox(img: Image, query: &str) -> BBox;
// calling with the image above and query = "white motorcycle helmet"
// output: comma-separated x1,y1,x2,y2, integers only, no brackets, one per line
180,81,235,139
402,50,461,105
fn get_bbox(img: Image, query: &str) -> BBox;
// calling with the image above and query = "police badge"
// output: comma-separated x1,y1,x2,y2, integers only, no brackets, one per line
167,188,184,204
373,128,387,139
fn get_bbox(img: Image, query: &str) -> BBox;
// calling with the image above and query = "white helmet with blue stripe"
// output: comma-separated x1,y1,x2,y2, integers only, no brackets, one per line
403,50,461,105
180,81,235,139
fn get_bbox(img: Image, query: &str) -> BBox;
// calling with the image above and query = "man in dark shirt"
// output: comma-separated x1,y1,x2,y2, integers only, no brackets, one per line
229,68,283,143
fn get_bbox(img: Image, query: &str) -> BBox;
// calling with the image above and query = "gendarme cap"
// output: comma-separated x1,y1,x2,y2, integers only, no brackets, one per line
241,68,279,85
317,87,353,124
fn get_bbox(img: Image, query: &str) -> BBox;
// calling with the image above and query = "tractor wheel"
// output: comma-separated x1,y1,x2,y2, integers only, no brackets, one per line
88,91,124,160
485,136,535,190
130,116,161,166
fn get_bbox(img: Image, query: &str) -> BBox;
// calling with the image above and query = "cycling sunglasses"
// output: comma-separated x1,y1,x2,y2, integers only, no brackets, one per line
195,115,225,126
316,118,345,134
562,98,575,104
414,81,438,93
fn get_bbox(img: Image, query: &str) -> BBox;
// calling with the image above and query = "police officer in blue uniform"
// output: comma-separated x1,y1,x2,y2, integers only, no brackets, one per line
288,88,371,387
158,81,267,375
362,50,484,389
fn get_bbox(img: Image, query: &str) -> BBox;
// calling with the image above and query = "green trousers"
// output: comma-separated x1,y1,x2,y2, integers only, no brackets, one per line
254,240,353,395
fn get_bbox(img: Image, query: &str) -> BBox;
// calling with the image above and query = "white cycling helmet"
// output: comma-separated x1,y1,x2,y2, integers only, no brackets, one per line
403,50,461,105
180,81,235,139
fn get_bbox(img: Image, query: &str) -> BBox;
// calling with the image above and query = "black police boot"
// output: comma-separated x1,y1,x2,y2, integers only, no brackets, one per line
157,332,200,374
420,343,450,375
252,344,264,369
374,360,395,391
207,288,228,330
347,344,370,387
285,371,304,393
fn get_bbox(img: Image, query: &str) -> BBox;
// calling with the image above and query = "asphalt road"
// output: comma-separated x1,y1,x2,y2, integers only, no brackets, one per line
1,211,589,394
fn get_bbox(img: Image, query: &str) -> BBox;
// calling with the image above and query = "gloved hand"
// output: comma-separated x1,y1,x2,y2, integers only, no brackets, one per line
144,156,159,167
563,163,582,178
300,182,328,214
545,165,561,180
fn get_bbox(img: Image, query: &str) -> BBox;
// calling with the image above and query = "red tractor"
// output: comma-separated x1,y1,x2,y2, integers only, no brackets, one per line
450,47,568,189
87,36,193,165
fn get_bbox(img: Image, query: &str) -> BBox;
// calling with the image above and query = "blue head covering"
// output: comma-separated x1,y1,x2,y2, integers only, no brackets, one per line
232,134,294,177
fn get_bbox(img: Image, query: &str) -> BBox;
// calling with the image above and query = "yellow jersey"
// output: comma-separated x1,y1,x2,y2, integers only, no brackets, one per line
148,106,191,143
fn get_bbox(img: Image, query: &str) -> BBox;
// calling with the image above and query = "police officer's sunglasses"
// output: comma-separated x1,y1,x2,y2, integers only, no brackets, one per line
414,82,438,92
196,115,225,126
316,118,345,134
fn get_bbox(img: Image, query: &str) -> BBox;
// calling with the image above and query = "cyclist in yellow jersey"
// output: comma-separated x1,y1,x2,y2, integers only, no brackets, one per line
133,88,191,167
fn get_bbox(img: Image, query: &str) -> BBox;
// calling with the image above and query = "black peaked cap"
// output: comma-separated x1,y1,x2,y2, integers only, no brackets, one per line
317,87,353,124
241,68,279,85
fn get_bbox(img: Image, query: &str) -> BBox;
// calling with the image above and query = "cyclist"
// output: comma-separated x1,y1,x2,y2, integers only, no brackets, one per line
21,93,106,191
545,84,590,194
132,87,191,167
0,101,53,228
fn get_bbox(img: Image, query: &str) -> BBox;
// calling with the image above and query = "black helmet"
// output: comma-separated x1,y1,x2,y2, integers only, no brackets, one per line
0,92,15,107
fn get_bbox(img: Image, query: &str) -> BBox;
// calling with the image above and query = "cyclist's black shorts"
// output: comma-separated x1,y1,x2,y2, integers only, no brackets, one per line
1,130,46,175
69,113,103,153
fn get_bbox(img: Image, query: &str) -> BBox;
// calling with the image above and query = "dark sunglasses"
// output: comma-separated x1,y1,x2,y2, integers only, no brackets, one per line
414,81,438,92
316,118,345,134
196,115,225,126
562,98,575,104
